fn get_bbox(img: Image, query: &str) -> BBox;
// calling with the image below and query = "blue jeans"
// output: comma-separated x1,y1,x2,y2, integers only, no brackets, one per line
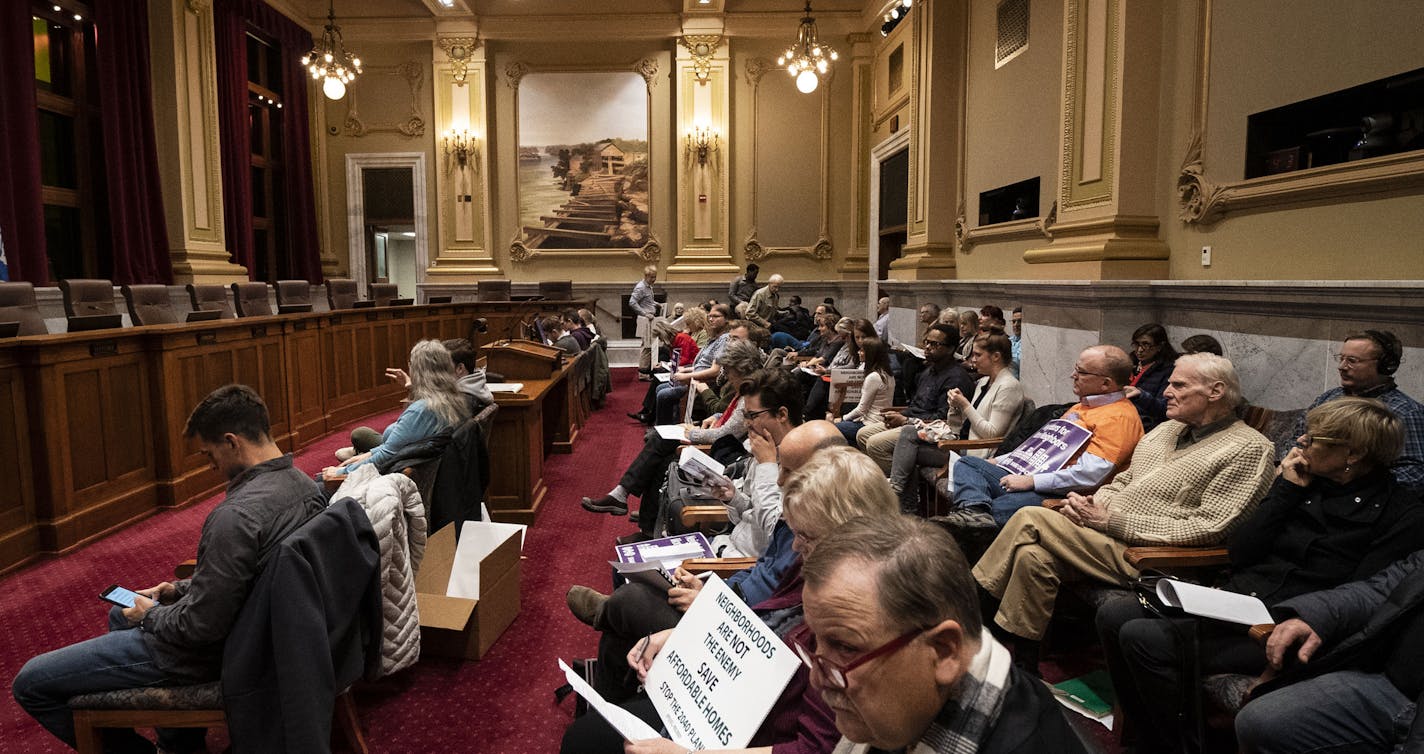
1236,670,1415,753
12,607,209,752
653,381,688,424
770,332,808,350
951,455,1049,526
834,419,864,446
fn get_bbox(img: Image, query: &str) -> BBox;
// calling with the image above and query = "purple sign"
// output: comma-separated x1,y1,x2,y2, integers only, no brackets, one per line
996,419,1093,475
615,532,713,564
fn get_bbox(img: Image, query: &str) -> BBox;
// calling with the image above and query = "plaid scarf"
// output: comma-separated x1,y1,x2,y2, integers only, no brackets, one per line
836,629,1012,754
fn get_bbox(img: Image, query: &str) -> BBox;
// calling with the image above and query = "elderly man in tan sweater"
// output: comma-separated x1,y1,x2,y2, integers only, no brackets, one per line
973,352,1275,673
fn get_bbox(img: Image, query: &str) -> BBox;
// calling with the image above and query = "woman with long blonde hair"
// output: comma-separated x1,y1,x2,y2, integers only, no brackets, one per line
323,339,471,481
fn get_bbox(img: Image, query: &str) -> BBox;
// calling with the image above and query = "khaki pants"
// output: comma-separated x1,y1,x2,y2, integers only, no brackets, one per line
972,506,1138,640
856,422,896,474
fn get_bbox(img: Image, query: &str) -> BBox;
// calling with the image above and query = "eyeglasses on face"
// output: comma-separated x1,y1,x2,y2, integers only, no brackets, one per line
1297,434,1346,449
1333,353,1379,368
922,338,949,348
791,627,923,690
1132,340,1160,351
744,407,776,420
1072,366,1107,379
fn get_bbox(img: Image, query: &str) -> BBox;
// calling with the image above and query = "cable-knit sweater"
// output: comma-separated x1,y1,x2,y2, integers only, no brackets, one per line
1097,418,1275,547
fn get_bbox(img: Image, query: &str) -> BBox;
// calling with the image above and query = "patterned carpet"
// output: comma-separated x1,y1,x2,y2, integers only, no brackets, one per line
0,368,651,753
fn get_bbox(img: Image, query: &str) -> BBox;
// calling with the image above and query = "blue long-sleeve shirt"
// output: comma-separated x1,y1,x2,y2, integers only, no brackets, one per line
341,399,450,474
1290,382,1424,492
726,520,797,606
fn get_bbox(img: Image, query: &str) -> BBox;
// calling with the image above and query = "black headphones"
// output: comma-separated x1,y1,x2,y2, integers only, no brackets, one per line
1361,329,1403,375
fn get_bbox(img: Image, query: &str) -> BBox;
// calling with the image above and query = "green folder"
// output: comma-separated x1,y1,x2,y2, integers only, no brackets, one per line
1051,670,1116,718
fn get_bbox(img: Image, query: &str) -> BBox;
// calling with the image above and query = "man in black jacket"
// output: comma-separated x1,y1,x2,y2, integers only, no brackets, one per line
1235,548,1424,753
12,385,325,753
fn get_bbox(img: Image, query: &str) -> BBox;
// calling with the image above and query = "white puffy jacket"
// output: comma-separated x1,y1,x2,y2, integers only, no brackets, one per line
333,464,426,677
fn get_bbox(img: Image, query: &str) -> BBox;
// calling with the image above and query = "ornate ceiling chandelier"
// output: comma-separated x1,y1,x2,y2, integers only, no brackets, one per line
302,0,362,101
777,1,838,94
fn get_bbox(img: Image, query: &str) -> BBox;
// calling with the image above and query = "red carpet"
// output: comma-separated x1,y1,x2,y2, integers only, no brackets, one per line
0,369,652,753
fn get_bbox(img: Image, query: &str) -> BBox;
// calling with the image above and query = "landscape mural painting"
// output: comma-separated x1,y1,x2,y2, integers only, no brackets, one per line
517,72,649,249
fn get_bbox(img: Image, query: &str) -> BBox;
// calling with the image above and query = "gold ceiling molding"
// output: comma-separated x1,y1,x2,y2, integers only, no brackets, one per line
1176,0,1424,225
680,35,722,85
437,36,480,86
342,62,426,137
634,57,660,92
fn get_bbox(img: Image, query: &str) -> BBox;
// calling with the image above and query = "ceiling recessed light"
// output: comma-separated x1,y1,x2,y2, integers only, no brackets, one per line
73,13,82,20
52,5,60,11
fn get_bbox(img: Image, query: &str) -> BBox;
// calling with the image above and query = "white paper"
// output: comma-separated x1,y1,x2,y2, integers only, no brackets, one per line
655,424,689,442
1157,579,1274,626
798,366,820,376
487,383,525,393
558,659,662,742
637,541,713,562
887,306,917,349
654,372,673,383
903,345,925,360
679,445,726,478
644,575,801,750
446,520,527,599
609,560,679,590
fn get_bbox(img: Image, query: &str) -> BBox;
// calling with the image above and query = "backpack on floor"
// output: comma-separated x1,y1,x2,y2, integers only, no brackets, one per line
652,456,751,537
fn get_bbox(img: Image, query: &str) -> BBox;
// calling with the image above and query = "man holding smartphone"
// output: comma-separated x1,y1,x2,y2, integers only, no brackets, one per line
12,384,325,753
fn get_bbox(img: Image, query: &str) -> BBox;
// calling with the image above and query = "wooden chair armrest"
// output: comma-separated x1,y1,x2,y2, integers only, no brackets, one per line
1125,546,1231,570
173,559,197,580
1248,623,1276,645
680,505,730,526
937,437,1002,452
1042,498,1067,510
681,557,757,579
323,475,347,492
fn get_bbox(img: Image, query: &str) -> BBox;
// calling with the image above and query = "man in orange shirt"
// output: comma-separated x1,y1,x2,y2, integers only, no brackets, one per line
938,345,1143,530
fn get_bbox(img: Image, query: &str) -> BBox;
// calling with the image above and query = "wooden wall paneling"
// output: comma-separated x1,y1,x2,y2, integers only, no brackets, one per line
0,345,39,571
24,333,157,554
150,324,240,508
283,315,329,446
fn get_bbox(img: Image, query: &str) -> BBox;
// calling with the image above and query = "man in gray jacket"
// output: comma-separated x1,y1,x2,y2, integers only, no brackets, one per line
1236,548,1424,752
12,385,325,752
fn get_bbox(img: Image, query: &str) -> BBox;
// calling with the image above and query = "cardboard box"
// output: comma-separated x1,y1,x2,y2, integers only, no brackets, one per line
416,522,523,660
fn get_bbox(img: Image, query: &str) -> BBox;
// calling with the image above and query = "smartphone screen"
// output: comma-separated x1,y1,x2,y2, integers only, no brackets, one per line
100,584,139,609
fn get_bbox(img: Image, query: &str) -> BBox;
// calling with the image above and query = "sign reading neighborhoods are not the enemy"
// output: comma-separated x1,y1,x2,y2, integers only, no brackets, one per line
644,574,801,750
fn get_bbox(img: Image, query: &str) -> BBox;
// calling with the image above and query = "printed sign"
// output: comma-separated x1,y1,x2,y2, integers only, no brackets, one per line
996,418,1093,475
644,575,801,750
614,532,713,565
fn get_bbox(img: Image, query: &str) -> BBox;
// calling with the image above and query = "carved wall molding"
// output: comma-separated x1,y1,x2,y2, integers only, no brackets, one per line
503,61,529,90
680,36,722,85
508,230,663,263
343,61,426,137
1174,0,1424,225
1058,0,1119,211
742,56,835,262
744,56,769,86
437,36,480,86
635,57,660,92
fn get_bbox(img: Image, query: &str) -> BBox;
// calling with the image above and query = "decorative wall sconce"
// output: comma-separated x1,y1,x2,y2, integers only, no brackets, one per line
444,128,480,173
437,36,479,86
685,124,720,166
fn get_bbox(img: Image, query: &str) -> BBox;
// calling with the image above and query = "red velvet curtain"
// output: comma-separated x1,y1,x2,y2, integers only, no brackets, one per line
0,2,49,283
214,0,321,283
95,0,173,284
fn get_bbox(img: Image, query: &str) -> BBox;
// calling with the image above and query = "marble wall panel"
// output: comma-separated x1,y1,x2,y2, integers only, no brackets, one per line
1019,324,1099,404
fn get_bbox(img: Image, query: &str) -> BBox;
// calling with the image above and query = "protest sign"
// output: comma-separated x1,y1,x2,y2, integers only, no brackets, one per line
996,418,1093,475
644,575,801,750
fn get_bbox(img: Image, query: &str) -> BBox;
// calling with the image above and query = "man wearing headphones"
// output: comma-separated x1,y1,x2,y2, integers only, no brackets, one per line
1291,330,1424,491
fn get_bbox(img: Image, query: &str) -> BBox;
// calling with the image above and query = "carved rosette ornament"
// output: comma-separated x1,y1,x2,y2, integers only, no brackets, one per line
812,236,833,260
954,201,968,252
504,61,529,90
680,35,722,85
743,229,767,261
1177,131,1223,224
635,58,660,93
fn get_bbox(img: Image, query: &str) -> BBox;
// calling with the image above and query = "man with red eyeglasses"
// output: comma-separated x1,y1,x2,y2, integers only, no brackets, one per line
797,515,1086,753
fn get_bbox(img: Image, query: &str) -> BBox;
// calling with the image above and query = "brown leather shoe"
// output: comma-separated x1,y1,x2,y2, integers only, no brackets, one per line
565,586,609,627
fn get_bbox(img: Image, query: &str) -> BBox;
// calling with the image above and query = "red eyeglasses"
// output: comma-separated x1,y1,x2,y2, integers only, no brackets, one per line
790,626,924,690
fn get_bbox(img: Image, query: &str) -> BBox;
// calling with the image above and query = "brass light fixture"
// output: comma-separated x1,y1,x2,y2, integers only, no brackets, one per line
777,1,838,94
302,0,363,101
443,128,479,173
685,124,720,166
